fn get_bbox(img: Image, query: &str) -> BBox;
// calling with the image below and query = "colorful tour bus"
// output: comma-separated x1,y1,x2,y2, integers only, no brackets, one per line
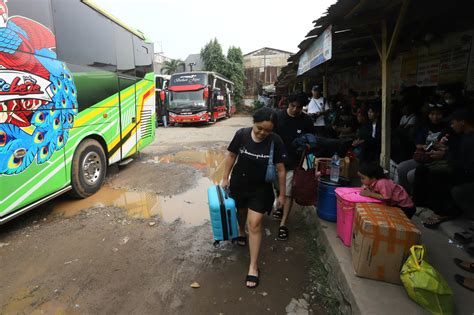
167,71,235,124
0,0,155,223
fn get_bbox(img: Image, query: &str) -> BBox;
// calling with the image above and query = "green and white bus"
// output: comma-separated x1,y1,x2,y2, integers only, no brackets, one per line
0,0,155,223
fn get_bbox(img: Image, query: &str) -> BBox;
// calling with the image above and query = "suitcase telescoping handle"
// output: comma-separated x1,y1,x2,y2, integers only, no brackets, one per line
223,187,230,199
216,185,229,240
227,209,233,235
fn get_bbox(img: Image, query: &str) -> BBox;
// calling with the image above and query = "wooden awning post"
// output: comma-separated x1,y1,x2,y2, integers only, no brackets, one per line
377,0,411,170
323,62,329,99
380,19,391,170
323,75,328,99
303,78,308,93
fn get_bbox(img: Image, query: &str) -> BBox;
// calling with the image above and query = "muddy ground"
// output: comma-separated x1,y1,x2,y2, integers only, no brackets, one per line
0,116,335,314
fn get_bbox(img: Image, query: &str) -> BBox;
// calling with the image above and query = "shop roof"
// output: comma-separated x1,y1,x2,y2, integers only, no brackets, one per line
278,0,474,85
244,47,293,57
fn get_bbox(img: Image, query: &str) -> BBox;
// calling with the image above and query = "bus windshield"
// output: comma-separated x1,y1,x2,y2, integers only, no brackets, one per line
169,90,206,109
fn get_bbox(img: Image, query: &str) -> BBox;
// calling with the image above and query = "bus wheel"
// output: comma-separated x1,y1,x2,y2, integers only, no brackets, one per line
69,139,107,199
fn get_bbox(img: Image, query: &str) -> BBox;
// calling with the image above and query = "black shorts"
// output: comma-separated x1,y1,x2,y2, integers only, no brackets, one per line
230,184,274,214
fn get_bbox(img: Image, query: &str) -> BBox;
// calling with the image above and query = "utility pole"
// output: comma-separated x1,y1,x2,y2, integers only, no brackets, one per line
263,50,267,84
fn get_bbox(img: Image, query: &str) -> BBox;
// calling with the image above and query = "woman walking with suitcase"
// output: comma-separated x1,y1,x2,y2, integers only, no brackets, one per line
222,107,286,288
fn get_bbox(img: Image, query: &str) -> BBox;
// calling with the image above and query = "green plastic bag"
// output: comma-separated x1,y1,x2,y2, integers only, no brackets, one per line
400,245,454,315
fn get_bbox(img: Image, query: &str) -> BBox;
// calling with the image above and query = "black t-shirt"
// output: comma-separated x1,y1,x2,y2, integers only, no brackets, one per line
274,110,314,170
228,127,285,188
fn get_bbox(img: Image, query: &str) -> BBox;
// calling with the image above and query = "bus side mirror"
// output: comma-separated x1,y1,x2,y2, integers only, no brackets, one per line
203,87,209,100
160,90,166,102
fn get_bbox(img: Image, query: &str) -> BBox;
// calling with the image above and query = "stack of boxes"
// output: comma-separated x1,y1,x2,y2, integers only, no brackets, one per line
334,188,421,284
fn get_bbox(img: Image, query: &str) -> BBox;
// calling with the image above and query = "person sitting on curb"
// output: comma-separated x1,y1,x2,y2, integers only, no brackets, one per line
358,162,416,219
273,93,314,241
396,101,448,194
417,108,474,229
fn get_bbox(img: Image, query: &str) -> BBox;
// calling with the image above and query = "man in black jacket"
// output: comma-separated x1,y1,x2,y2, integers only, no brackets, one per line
273,93,314,240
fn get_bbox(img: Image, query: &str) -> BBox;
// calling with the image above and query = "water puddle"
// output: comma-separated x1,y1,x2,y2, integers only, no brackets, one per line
51,187,161,219
157,177,214,225
51,148,227,226
150,149,226,182
3,286,79,315
52,177,215,226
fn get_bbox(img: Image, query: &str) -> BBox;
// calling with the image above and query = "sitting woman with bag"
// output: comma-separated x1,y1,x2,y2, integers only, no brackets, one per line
222,107,286,289
396,102,448,194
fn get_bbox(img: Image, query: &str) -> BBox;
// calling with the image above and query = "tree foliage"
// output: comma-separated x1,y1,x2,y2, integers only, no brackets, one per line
200,38,227,74
160,59,185,75
200,39,245,105
225,46,245,105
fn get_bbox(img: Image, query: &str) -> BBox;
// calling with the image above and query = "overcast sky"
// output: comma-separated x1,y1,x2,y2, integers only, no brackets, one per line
94,0,336,60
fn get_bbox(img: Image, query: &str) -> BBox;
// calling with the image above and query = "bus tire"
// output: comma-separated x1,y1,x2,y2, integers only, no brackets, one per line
69,139,107,199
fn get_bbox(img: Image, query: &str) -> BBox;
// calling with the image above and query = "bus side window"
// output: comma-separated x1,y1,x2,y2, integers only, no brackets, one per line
115,25,136,77
52,0,117,72
7,0,54,46
134,37,153,79
52,0,119,111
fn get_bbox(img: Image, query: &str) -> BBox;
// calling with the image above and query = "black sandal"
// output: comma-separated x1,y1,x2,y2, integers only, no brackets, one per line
454,258,474,273
245,270,260,289
272,208,283,220
454,231,473,244
422,215,452,229
467,246,474,257
277,226,289,241
454,274,474,292
235,236,247,247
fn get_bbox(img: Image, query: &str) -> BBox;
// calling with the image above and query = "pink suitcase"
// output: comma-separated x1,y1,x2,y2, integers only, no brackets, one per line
335,187,382,247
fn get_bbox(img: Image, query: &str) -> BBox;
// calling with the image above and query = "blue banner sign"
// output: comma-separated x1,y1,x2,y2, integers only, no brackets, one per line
298,25,332,75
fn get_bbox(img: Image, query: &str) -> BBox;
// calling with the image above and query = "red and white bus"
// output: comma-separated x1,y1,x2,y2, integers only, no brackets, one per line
167,72,235,124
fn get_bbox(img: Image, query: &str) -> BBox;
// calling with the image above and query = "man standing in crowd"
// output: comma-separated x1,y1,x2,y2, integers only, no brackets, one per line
273,93,314,240
352,102,381,162
307,85,329,136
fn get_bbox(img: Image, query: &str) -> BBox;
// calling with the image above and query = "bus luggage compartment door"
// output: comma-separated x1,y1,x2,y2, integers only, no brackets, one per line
118,77,138,159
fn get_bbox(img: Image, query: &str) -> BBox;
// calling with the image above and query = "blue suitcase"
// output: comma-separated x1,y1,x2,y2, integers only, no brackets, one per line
207,185,239,244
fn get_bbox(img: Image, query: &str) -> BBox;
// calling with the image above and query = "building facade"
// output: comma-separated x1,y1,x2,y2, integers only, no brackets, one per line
243,47,292,97
153,53,173,74
183,54,205,72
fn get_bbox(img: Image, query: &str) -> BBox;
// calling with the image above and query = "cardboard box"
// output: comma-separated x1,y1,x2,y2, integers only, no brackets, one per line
351,203,421,284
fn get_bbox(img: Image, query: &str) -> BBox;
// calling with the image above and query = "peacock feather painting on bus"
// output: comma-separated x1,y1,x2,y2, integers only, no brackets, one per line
0,0,77,175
